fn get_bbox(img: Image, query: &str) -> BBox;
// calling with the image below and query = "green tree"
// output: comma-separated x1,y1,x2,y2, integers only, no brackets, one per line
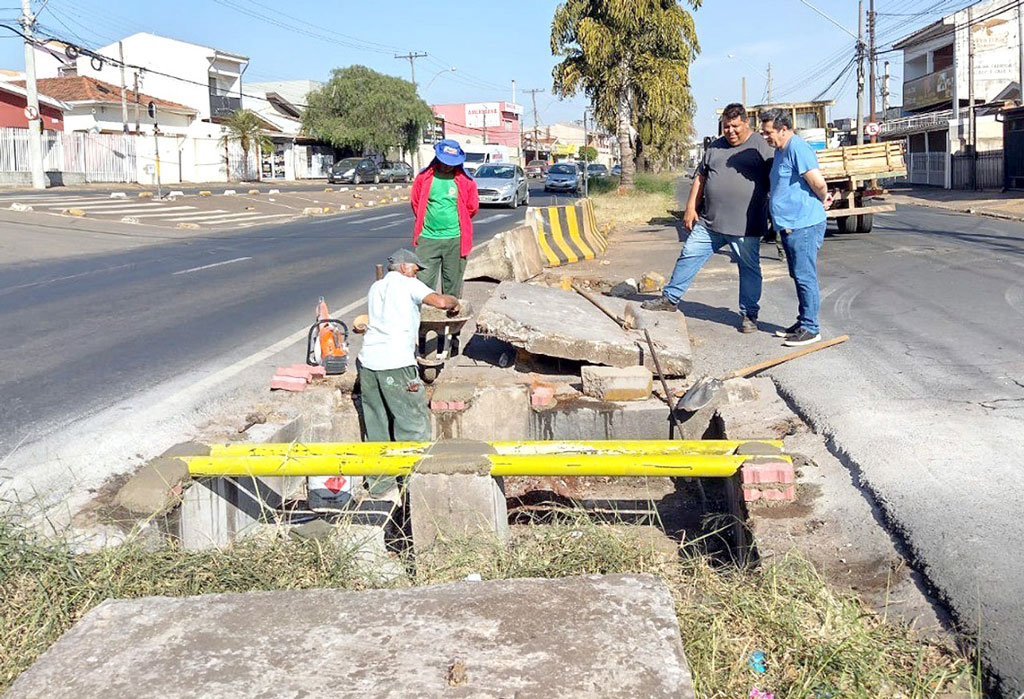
219,109,275,182
551,0,700,188
302,65,434,157
578,145,598,162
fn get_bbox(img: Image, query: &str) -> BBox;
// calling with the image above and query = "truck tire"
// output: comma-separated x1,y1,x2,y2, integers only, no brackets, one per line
836,215,858,234
856,214,873,233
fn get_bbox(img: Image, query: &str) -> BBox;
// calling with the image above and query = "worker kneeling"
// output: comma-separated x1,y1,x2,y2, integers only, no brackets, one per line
356,249,460,459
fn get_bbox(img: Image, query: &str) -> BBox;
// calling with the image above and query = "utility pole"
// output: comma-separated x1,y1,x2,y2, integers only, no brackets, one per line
968,4,977,189
1018,0,1023,107
741,76,747,106
20,0,46,189
118,42,129,134
766,63,772,104
856,0,865,146
396,52,427,170
868,0,877,142
133,73,141,134
582,109,588,197
524,88,544,162
882,61,890,121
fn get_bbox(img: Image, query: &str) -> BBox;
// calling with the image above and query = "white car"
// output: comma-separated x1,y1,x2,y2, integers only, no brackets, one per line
473,163,530,208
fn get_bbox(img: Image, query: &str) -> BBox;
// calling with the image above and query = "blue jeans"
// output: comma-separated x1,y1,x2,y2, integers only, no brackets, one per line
663,222,762,319
779,221,826,334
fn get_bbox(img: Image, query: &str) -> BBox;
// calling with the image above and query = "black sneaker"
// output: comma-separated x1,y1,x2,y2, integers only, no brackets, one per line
739,316,758,333
774,321,801,338
782,329,822,347
641,296,677,312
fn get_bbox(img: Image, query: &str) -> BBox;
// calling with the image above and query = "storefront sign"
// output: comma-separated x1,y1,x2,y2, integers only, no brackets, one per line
903,68,954,111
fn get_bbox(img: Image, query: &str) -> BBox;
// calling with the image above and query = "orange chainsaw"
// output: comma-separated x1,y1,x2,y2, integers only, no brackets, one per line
306,297,349,375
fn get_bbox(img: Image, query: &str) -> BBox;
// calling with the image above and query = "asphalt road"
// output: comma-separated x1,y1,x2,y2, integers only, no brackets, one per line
0,181,574,506
662,184,1024,694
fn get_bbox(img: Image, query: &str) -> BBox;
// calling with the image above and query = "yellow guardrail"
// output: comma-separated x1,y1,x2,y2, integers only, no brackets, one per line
184,440,788,479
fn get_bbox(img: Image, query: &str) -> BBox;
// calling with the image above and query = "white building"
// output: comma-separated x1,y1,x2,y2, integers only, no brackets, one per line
246,79,335,180
883,0,1023,188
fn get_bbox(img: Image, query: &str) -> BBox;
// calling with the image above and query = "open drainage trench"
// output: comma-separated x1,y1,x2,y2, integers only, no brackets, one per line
162,372,758,569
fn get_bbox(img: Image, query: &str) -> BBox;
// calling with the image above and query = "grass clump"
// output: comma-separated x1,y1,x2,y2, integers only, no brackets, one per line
1,515,974,697
589,171,681,227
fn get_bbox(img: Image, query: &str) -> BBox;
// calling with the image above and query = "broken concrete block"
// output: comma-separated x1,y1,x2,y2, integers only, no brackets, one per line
464,225,545,282
409,441,508,556
6,575,694,698
475,282,691,376
114,456,190,516
608,279,639,298
581,365,653,401
433,384,530,441
639,271,665,293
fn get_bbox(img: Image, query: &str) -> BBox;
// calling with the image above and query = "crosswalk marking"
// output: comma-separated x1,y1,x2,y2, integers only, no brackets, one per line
127,208,223,219
167,211,290,223
475,213,514,224
201,214,292,226
370,221,405,231
350,212,403,224
105,207,199,217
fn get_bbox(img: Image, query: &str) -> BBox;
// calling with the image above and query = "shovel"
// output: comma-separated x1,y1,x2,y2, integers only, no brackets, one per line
676,334,850,413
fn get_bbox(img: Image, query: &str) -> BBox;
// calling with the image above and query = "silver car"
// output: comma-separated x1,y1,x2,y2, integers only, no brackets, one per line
544,162,581,193
474,163,530,208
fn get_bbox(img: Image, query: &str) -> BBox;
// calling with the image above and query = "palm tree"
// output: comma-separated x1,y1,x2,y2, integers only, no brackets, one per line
219,109,274,182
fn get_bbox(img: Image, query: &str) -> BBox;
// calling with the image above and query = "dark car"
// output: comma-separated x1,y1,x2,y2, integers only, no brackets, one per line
587,163,610,178
611,164,622,176
328,157,379,185
378,160,413,183
525,159,550,178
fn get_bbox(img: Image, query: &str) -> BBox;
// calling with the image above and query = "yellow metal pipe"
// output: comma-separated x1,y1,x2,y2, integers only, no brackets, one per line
489,439,783,456
206,439,782,459
185,452,790,479
208,441,431,458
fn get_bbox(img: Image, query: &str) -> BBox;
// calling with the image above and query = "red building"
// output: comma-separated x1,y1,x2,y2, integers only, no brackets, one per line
431,102,523,148
0,80,65,130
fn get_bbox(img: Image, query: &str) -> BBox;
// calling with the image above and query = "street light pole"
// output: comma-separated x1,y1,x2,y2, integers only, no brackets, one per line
20,0,46,190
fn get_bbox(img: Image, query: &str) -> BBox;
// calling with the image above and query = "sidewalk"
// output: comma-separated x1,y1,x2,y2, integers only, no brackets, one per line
885,185,1024,221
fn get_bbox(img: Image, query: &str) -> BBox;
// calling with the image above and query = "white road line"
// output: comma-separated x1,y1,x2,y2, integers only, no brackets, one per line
369,221,405,231
50,203,167,212
11,199,119,206
348,212,404,224
112,207,201,218
150,209,229,220
171,256,253,276
203,214,293,225
167,212,290,223
73,206,197,215
0,262,136,297
474,213,514,224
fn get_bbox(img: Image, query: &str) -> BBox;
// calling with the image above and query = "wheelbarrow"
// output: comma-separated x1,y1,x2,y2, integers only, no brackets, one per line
417,301,473,383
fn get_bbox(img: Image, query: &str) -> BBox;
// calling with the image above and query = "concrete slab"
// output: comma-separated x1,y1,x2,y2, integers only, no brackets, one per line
475,282,691,376
464,224,545,282
7,574,693,699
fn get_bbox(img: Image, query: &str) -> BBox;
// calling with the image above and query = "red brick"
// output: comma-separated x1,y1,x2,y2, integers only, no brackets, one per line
449,400,466,411
743,488,762,502
431,400,450,411
276,365,314,380
531,384,555,407
302,364,328,378
740,460,794,485
270,375,308,392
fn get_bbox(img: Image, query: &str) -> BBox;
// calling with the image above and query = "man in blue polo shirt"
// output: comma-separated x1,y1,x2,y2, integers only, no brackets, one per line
759,108,833,346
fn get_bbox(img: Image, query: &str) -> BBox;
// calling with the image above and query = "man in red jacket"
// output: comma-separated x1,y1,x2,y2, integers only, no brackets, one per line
410,139,479,296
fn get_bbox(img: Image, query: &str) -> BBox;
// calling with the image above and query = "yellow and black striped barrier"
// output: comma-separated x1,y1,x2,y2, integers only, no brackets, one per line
528,199,608,267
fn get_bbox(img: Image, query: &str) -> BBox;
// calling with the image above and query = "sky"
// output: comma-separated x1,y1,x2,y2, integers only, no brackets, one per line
0,0,976,140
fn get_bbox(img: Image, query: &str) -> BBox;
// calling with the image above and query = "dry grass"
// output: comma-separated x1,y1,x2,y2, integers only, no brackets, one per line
590,171,680,228
1,515,976,697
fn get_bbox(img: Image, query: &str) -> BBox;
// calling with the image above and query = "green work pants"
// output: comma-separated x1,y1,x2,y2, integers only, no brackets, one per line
357,362,431,495
416,236,466,296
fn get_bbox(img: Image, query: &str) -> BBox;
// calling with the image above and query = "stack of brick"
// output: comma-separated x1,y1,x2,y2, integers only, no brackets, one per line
740,459,795,502
270,364,327,392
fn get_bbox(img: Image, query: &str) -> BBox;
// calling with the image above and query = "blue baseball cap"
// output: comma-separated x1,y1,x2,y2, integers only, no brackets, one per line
434,139,466,166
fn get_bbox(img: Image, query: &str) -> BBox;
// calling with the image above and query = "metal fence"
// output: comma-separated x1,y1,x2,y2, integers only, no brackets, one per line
951,150,1004,190
905,152,946,187
0,128,138,182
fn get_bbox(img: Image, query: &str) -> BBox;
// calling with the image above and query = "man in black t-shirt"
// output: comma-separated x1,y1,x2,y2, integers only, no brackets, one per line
642,102,773,333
